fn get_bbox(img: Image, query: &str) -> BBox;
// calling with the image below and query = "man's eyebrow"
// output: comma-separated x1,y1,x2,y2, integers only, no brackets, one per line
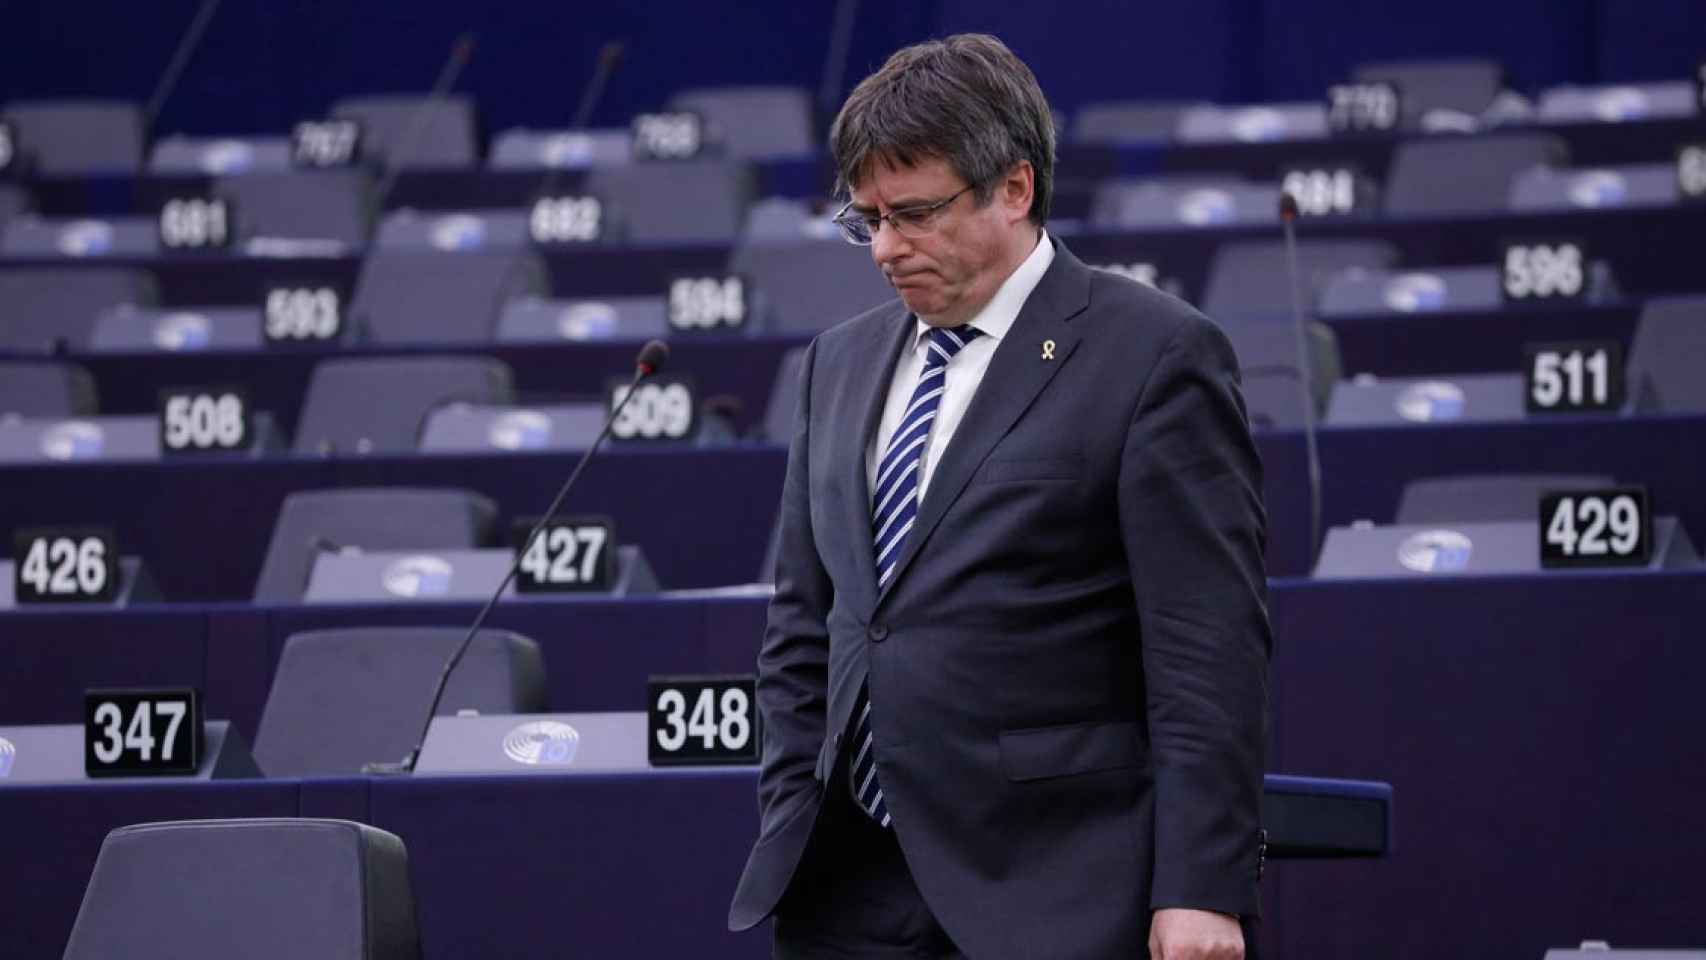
845,195,934,216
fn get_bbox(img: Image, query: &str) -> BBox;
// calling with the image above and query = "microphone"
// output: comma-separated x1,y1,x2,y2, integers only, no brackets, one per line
570,41,628,131
142,0,226,132
365,33,478,226
364,339,670,774
1277,191,1324,562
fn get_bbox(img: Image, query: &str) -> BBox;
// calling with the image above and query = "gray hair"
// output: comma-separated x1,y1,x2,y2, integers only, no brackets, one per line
830,33,1055,225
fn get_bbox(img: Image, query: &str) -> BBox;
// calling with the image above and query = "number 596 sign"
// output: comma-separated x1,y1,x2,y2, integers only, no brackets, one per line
647,675,761,765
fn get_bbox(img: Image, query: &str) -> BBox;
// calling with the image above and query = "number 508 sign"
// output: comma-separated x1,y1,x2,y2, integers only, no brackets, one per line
646,675,761,766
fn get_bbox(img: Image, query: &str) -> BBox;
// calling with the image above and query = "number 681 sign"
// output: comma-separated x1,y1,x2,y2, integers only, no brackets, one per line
646,675,761,766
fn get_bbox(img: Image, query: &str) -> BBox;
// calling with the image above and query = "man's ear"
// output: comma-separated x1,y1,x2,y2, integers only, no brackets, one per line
1001,161,1035,224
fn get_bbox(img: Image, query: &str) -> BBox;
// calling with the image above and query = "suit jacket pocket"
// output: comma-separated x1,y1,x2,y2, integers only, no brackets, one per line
972,457,1082,485
999,719,1146,782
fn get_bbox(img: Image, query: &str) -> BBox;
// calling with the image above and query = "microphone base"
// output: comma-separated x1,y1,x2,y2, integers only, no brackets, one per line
360,760,414,776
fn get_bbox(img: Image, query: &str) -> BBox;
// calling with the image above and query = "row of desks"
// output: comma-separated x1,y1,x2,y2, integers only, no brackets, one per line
0,766,1390,960
4,570,1705,957
0,411,1701,597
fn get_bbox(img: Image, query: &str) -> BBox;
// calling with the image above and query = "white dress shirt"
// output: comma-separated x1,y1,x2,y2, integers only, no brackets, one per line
866,230,1055,505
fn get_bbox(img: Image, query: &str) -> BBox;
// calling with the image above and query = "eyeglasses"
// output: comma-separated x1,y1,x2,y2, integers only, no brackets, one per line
831,183,977,246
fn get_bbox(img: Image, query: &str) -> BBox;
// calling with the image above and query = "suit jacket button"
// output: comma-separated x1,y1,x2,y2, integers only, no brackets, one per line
834,732,843,748
868,624,889,643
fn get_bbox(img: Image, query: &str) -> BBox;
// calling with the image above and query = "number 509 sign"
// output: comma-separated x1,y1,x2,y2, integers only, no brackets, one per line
646,675,761,766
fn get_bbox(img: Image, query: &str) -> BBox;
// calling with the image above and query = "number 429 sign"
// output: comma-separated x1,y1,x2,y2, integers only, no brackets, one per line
647,675,761,766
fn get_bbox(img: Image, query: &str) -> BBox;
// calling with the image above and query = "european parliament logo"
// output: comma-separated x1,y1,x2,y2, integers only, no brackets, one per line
1395,381,1465,423
198,139,255,175
1569,170,1628,209
556,302,619,341
57,220,114,257
1397,529,1474,573
40,420,106,461
430,214,486,251
503,721,580,766
152,312,213,352
0,736,15,778
382,555,454,598
1383,272,1447,313
1175,188,1235,226
487,410,553,451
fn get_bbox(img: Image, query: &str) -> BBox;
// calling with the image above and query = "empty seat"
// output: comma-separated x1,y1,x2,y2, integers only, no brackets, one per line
1223,320,1342,425
1,100,143,174
150,135,293,174
253,487,499,601
1537,82,1697,124
253,627,546,776
216,170,373,248
1353,58,1504,129
331,94,478,170
0,361,97,417
0,184,32,228
1397,474,1617,525
669,86,815,159
63,819,421,960
489,127,631,169
742,197,841,242
0,266,157,352
1200,239,1398,321
729,238,895,333
1508,164,1680,212
1069,101,1194,145
348,251,546,345
761,345,809,443
1384,134,1567,217
2,215,159,258
584,159,755,244
1176,103,1328,144
1089,176,1280,230
293,356,514,455
1627,296,1706,413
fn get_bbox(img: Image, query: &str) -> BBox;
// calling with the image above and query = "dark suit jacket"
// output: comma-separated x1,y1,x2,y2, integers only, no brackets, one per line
729,238,1271,959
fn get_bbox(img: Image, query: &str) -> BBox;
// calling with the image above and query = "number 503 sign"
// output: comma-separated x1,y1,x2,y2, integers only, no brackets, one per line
646,675,761,766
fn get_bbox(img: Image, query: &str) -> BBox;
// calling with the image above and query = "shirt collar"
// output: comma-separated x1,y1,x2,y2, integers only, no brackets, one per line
912,229,1054,348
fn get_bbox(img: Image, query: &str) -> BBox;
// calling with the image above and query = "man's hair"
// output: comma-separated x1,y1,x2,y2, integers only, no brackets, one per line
829,33,1056,225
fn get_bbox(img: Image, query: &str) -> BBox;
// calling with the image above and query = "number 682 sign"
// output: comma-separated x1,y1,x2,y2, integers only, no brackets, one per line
646,675,761,766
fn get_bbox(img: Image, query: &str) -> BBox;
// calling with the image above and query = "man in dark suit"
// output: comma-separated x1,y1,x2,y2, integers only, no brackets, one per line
730,34,1270,960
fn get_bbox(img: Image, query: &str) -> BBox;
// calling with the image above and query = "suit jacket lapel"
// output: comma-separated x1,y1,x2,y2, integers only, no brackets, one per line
843,302,915,615
874,240,1093,610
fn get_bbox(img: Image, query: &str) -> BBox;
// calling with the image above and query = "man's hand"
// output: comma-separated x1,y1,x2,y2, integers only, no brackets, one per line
1149,908,1244,960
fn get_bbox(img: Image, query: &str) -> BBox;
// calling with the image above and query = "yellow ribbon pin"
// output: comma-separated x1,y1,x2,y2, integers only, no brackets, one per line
1041,339,1056,360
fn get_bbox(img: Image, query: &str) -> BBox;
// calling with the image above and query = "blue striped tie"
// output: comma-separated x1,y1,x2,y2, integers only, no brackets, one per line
851,323,983,827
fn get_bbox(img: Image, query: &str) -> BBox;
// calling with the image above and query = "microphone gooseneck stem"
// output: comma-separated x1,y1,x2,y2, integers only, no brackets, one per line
1279,207,1324,564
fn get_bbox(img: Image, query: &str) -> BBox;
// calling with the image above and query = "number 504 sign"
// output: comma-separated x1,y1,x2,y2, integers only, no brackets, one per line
647,675,761,766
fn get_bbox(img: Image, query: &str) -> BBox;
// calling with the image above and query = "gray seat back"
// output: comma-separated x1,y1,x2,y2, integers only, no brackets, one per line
1354,58,1504,128
730,239,895,333
63,818,421,960
1627,295,1706,413
1,100,142,174
0,266,156,352
349,251,545,345
1397,474,1617,524
1223,320,1342,423
669,86,815,159
1201,239,1398,321
761,346,809,444
293,356,514,455
585,159,755,244
0,361,97,417
254,627,547,776
1070,101,1193,145
332,94,478,170
216,170,374,247
1384,134,1567,216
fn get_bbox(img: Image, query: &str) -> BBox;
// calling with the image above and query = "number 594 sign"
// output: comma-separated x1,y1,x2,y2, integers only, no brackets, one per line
647,675,761,766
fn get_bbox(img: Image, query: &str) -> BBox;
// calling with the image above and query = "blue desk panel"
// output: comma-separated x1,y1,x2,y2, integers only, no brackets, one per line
0,770,1388,960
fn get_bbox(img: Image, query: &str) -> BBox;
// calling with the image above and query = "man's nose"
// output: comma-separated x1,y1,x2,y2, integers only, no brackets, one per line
870,219,910,268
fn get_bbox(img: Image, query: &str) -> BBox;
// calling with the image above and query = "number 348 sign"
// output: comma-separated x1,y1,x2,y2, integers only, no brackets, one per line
647,675,761,766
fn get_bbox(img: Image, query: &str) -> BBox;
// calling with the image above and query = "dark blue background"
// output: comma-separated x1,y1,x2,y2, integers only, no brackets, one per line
4,0,1703,140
